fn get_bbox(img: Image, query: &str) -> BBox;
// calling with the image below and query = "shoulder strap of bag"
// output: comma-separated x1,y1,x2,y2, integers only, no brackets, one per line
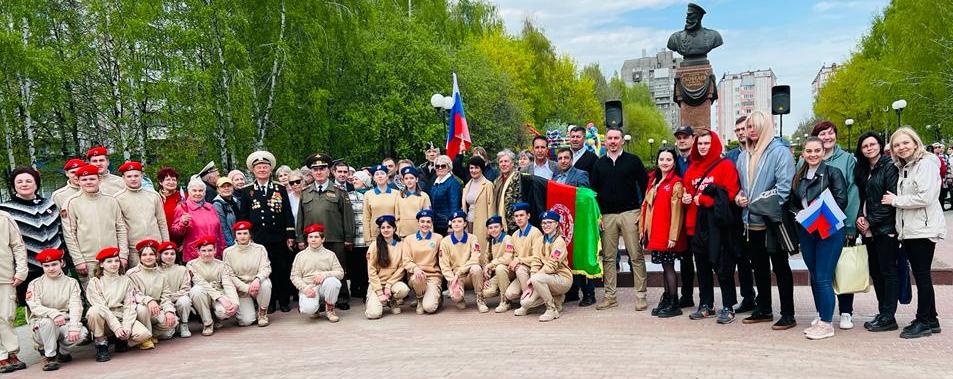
693,158,725,196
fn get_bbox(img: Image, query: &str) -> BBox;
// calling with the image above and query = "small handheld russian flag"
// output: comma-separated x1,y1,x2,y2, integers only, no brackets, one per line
795,189,847,239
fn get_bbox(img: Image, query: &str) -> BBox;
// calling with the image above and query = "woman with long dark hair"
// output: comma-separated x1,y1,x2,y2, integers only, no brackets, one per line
640,147,687,318
365,215,408,319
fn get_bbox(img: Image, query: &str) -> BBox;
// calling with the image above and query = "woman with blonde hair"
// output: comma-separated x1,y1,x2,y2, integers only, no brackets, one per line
883,127,946,339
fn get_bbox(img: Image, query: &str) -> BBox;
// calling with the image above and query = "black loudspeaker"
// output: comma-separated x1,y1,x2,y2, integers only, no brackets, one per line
772,85,791,115
605,100,623,128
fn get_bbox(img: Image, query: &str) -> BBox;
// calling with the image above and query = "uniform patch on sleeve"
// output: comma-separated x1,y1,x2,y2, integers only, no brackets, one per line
505,242,514,252
551,249,563,259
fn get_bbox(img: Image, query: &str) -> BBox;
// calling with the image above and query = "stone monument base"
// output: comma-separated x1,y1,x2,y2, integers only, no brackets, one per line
674,64,715,135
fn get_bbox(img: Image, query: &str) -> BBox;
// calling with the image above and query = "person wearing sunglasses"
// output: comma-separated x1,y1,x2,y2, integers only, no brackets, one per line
428,155,463,236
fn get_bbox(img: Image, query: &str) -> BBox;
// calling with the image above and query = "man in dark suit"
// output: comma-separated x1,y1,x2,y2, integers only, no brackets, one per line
237,150,297,313
569,125,598,173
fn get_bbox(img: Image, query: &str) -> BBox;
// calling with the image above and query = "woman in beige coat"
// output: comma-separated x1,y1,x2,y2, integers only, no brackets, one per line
462,156,495,244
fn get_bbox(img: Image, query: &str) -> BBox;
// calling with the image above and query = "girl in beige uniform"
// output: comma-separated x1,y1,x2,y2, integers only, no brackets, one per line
158,241,193,338
517,210,572,322
0,209,26,373
395,167,431,237
85,247,152,362
402,209,443,314
291,224,344,322
222,221,272,327
363,165,399,242
25,249,88,371
126,239,178,344
503,203,543,304
439,210,487,313
187,237,239,336
365,215,409,319
481,215,516,313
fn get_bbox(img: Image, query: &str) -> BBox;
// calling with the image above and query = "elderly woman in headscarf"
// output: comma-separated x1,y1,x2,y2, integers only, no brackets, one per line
171,176,227,262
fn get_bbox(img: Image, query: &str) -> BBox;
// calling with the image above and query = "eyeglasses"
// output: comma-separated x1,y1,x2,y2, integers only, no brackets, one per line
289,180,302,185
435,164,449,169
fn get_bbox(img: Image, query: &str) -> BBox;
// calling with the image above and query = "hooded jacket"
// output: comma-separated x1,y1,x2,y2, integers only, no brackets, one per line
736,136,795,228
892,153,946,241
682,131,741,236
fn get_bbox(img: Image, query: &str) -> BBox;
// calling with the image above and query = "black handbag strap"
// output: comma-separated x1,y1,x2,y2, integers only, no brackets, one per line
693,158,725,196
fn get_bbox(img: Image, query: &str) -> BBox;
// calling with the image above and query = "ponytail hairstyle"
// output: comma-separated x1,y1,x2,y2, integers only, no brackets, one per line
792,136,824,192
374,218,400,268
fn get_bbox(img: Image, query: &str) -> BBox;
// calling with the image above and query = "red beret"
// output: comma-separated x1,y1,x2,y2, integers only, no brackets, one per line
135,239,159,252
303,224,325,235
76,164,99,177
157,241,178,252
95,247,121,261
193,236,216,249
36,248,64,263
118,161,143,173
232,221,252,231
64,159,85,171
86,146,108,159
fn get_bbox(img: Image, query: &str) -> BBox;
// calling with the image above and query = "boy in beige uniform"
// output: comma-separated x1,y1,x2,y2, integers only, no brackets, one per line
291,224,344,322
439,210,487,312
480,215,516,313
517,211,572,321
126,240,177,343
85,247,152,362
51,159,84,209
222,221,272,327
0,210,27,373
187,237,238,336
114,161,170,267
85,146,126,196
25,249,88,371
365,215,409,319
402,209,443,315
503,203,543,303
63,164,128,287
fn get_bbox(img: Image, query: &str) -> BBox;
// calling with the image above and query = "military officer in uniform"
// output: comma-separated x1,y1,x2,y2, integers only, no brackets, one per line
236,151,296,313
295,153,355,310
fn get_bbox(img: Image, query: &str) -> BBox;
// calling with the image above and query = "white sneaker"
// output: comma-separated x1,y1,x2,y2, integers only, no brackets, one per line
179,324,191,338
839,313,854,330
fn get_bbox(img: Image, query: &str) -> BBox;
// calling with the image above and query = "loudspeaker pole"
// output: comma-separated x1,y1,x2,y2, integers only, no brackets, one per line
779,115,783,137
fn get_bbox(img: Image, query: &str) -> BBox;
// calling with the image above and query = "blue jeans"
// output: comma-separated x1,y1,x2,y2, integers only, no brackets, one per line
798,228,845,322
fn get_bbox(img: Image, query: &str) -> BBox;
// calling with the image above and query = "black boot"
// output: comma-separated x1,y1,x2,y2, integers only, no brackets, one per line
657,298,684,318
95,344,111,362
868,316,899,332
900,320,933,339
651,293,671,316
114,340,129,353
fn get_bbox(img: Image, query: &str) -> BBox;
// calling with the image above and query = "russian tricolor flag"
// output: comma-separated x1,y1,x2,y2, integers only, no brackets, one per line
795,189,847,239
446,73,471,160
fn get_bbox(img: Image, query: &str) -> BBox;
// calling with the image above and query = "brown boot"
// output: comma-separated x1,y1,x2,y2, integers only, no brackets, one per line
42,356,60,371
325,302,340,322
257,308,270,327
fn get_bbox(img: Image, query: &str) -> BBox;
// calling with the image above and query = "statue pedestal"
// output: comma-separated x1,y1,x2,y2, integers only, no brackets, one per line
674,64,716,134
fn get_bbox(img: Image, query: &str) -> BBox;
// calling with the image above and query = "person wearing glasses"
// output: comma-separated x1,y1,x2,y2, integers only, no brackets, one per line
428,155,463,236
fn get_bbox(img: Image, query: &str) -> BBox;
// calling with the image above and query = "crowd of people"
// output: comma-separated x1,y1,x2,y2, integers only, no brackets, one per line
0,114,947,372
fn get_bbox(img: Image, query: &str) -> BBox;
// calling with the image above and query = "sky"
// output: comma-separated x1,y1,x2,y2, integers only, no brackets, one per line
488,0,891,136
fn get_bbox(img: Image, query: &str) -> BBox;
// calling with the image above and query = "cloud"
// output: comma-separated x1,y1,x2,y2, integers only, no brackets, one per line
812,0,884,13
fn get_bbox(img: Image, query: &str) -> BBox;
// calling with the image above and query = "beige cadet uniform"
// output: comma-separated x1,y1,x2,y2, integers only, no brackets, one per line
25,274,89,358
223,242,271,325
481,234,515,303
84,273,151,346
365,241,409,319
438,232,484,306
401,232,443,313
50,184,79,210
290,246,344,315
0,212,27,361
63,192,128,287
395,192,431,237
127,264,177,339
114,187,170,267
504,224,544,301
521,234,573,313
362,188,399,242
98,173,126,197
161,264,192,325
187,258,238,327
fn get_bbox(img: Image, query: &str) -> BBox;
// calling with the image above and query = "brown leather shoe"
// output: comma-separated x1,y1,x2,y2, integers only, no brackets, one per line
595,298,618,310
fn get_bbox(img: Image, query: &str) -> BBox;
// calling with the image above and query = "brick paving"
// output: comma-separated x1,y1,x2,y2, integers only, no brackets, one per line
5,285,951,378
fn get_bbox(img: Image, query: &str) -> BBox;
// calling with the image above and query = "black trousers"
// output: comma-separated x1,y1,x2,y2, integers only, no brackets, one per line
692,245,737,309
903,238,937,323
746,230,794,317
680,251,695,299
325,242,351,304
349,246,369,299
736,246,756,301
263,241,295,307
566,275,595,299
866,234,900,317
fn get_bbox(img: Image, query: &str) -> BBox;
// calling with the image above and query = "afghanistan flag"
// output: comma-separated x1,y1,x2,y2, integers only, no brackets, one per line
520,175,602,278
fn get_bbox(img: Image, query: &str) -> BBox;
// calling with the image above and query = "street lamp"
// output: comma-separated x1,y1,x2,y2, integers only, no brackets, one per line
661,139,668,148
927,124,940,143
845,118,854,144
891,99,907,130
648,138,655,161
431,93,453,137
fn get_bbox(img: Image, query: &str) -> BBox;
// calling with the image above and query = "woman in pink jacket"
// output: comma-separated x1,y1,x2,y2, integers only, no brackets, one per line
172,177,226,262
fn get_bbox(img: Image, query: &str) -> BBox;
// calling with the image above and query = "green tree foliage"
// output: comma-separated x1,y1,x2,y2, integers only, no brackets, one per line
814,0,953,146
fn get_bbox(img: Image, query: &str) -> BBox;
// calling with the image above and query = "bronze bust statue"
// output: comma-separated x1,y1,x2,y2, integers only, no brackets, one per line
667,3,723,66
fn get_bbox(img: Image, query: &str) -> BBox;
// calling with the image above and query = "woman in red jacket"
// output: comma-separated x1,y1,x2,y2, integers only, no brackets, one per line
682,130,741,324
640,147,688,318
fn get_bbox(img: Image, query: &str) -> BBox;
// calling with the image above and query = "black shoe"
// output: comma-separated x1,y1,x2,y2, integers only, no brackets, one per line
42,359,60,371
95,345,111,362
771,316,797,330
902,320,918,332
929,319,941,334
56,353,73,363
651,294,672,316
689,304,715,320
658,301,684,318
900,320,933,339
336,302,351,311
868,316,899,332
733,298,755,313
742,311,774,324
267,303,276,314
864,314,883,330
578,295,596,307
564,292,581,302
114,340,129,353
280,304,292,313
678,296,695,309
